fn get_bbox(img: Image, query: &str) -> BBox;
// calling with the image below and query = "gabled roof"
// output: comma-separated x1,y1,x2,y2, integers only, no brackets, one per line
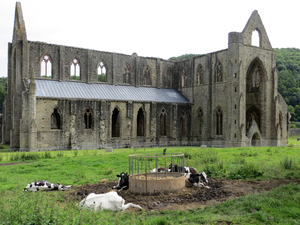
34,79,190,103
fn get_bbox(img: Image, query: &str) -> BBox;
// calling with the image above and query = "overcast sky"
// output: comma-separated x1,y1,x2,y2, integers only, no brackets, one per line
0,0,299,77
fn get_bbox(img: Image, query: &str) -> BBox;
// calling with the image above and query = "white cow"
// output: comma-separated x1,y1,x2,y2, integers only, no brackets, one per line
78,191,142,212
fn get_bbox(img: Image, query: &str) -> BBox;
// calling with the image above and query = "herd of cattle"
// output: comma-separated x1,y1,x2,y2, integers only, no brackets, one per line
23,163,209,211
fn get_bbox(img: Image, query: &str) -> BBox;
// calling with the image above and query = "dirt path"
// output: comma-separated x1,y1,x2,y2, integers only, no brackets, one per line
68,178,300,211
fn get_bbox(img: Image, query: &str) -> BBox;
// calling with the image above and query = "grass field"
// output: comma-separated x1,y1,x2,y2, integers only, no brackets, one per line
0,139,300,224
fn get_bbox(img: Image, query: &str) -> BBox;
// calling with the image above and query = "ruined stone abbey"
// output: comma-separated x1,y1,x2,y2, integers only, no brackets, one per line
3,2,289,151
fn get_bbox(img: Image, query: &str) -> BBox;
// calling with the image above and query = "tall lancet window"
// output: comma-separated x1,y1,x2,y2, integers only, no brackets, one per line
40,55,52,78
198,108,203,135
70,58,80,80
137,108,145,136
215,108,223,135
51,108,61,129
215,61,223,82
165,68,172,88
180,111,187,136
196,64,204,85
123,64,131,83
160,109,167,136
112,108,120,137
182,69,187,87
98,61,106,82
84,108,93,129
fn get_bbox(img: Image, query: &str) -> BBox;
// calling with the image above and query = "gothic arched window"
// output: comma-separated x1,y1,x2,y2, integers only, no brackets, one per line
215,61,223,83
84,108,93,129
165,68,172,88
70,58,80,80
215,107,223,135
98,61,106,82
143,66,151,85
51,108,61,129
40,54,52,78
137,108,145,136
160,109,167,136
182,69,187,87
123,64,131,83
180,111,187,136
196,64,204,85
198,108,203,135
112,108,120,137
252,29,260,47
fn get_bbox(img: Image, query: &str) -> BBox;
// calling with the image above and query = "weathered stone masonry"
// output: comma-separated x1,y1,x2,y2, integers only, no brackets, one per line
2,2,289,151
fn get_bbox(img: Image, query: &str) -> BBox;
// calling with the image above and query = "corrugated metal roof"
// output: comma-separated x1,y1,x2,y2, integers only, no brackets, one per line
34,80,190,103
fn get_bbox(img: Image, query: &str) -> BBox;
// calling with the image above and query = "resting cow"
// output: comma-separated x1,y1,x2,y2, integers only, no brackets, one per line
112,172,129,190
168,163,197,174
23,180,72,192
185,172,210,188
78,192,142,211
150,167,170,173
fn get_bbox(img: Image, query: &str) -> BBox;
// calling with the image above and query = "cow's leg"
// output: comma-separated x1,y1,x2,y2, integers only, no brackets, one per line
117,186,128,191
121,203,142,211
192,182,210,189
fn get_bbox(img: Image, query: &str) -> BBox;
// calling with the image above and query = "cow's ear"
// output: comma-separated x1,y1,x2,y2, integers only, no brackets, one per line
117,175,120,177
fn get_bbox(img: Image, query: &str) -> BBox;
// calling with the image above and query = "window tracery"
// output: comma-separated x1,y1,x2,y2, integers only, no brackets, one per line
215,61,223,82
98,61,106,82
70,58,80,80
196,64,204,85
40,54,52,78
123,64,131,83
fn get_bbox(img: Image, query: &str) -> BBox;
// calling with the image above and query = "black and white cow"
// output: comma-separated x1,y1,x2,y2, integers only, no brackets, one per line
78,191,142,211
185,172,210,188
150,167,170,173
112,172,129,190
168,163,197,174
23,180,72,192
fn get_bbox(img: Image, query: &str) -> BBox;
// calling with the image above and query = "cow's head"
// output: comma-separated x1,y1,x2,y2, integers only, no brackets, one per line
57,184,72,191
199,172,208,183
116,172,129,189
168,163,178,172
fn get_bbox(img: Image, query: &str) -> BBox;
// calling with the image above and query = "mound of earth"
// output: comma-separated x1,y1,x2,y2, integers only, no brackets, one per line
67,178,300,211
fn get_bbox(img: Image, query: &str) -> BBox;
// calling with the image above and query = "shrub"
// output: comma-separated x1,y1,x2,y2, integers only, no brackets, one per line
200,150,219,164
233,155,246,164
43,151,52,159
280,157,293,169
203,162,226,178
56,151,64,157
184,152,192,159
72,150,79,157
228,163,264,179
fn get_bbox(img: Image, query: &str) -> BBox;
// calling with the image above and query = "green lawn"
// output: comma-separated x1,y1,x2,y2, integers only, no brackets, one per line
0,142,300,224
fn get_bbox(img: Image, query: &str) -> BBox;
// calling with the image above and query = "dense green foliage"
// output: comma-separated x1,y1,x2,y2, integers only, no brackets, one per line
169,54,202,60
0,144,300,224
0,77,7,113
275,48,300,122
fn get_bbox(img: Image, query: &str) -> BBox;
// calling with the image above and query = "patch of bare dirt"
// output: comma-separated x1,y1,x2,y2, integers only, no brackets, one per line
66,178,300,211
0,161,33,166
